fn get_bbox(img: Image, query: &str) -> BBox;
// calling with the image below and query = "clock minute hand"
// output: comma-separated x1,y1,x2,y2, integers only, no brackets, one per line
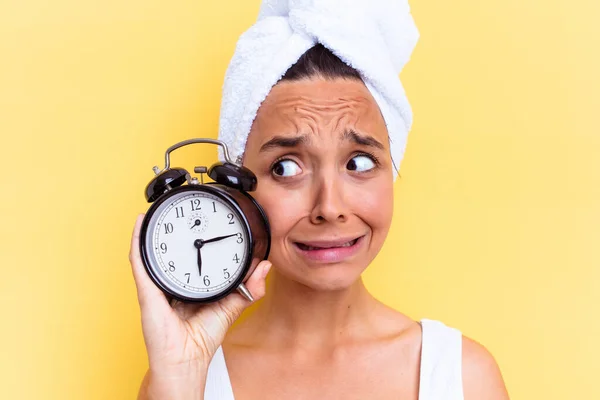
201,233,238,245
197,246,202,276
193,239,204,276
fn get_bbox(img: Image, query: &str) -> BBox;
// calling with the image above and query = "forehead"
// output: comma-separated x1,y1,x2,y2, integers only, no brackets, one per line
249,78,388,144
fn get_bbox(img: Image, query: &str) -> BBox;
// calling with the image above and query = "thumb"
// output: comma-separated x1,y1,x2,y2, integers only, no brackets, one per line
217,260,272,325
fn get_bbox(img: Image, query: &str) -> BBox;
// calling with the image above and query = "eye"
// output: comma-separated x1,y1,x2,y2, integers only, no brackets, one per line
272,159,302,177
347,154,377,172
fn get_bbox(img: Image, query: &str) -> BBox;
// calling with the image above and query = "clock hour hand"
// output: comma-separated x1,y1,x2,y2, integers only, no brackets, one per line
201,233,238,245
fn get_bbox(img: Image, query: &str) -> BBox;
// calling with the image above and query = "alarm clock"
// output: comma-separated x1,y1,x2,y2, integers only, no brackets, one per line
139,138,271,303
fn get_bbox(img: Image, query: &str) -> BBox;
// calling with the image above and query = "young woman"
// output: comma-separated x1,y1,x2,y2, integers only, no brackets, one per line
129,43,509,399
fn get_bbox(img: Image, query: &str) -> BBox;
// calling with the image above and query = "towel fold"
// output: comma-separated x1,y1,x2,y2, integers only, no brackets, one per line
218,0,419,176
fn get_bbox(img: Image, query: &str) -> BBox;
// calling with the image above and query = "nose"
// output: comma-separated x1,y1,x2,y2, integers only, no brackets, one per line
309,174,349,224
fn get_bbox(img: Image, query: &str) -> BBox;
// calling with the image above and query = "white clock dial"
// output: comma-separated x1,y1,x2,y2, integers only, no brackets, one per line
144,189,250,299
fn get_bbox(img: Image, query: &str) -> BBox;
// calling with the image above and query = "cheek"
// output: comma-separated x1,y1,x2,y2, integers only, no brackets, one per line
253,183,306,238
353,180,394,234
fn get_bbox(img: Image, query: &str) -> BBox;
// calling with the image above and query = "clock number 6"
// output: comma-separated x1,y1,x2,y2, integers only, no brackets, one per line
203,275,211,286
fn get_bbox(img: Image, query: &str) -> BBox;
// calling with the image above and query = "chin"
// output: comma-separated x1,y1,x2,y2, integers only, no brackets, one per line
278,262,366,292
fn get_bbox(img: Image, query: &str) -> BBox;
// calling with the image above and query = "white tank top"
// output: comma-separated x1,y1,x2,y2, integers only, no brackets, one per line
204,319,463,400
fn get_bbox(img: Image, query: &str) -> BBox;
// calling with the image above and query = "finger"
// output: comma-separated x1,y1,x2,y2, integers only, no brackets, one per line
129,213,171,313
218,260,272,320
243,258,272,301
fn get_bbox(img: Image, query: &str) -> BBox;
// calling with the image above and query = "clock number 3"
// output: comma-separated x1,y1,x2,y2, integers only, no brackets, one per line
236,233,243,243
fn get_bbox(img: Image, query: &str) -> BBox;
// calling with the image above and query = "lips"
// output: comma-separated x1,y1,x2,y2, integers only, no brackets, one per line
293,236,365,263
295,238,359,251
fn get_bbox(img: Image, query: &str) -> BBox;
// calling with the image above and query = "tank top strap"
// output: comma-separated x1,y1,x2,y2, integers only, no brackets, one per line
418,319,464,400
204,346,235,400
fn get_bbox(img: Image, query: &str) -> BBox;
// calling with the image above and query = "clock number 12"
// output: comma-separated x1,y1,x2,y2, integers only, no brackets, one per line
190,199,201,211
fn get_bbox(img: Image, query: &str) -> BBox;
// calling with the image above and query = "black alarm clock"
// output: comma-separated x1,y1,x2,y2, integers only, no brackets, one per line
139,138,270,303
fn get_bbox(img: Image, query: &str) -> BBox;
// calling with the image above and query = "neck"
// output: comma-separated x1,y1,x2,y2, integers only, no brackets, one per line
251,269,378,349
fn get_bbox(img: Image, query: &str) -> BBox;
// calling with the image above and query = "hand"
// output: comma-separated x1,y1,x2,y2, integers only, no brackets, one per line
190,219,202,230
200,233,237,245
192,235,238,277
193,239,203,276
129,214,271,398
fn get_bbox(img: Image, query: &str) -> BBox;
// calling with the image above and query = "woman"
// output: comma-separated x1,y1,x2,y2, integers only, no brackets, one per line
129,3,510,399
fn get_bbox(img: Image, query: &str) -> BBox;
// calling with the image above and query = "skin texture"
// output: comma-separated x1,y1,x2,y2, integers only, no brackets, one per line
220,78,510,399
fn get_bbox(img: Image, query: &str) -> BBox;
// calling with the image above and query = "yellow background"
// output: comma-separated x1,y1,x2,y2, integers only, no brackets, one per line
1,0,598,398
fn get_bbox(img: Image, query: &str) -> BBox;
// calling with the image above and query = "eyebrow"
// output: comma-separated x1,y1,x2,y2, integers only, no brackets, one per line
259,134,310,153
258,130,385,153
342,129,385,150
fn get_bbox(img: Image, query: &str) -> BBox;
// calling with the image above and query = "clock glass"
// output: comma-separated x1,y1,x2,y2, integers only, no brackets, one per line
143,189,250,300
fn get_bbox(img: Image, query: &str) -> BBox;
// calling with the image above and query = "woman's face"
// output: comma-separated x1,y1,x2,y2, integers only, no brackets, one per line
243,78,394,291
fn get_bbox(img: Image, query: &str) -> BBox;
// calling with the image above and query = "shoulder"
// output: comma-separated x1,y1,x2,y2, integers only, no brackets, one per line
461,336,510,400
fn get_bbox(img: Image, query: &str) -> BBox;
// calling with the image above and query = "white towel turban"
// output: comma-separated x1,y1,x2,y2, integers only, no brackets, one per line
217,0,419,176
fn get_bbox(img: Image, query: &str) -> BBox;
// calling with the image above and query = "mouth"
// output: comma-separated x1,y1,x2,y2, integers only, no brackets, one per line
295,237,360,251
293,236,365,263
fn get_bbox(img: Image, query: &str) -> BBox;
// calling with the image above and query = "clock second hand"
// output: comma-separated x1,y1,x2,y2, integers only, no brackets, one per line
190,219,201,229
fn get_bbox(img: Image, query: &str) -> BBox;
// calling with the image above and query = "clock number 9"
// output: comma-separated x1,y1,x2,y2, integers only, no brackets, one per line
160,243,167,254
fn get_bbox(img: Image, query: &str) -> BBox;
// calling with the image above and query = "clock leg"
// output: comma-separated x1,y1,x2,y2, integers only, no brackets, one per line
237,283,254,302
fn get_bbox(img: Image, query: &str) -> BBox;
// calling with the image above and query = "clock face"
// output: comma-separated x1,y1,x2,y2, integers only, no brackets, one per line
143,188,250,300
